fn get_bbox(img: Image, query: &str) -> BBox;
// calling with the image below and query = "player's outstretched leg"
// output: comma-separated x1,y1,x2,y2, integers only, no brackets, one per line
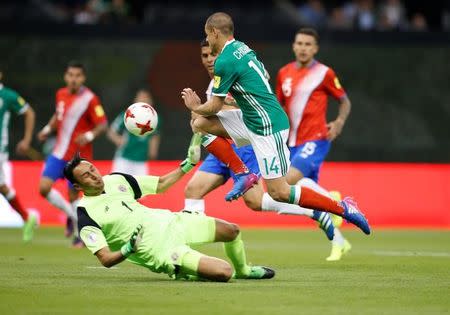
225,173,259,202
340,197,370,235
201,135,258,201
216,221,274,279
312,211,335,240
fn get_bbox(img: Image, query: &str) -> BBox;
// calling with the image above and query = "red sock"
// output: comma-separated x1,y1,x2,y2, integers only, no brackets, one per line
299,187,344,215
9,196,29,221
205,137,248,174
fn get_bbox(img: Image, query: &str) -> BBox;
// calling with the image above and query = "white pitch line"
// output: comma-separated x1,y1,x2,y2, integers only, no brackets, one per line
372,250,450,258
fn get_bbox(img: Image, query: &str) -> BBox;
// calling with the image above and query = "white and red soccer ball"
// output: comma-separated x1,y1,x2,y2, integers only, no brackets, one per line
124,102,158,136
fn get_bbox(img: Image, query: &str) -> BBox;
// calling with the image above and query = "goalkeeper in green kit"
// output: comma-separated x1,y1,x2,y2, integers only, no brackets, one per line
63,136,274,282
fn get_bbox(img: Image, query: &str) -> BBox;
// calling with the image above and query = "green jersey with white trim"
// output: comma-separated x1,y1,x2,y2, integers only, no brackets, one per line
212,40,289,135
78,173,180,273
0,84,30,154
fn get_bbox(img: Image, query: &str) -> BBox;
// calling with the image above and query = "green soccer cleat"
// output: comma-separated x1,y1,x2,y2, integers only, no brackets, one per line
235,266,275,280
22,212,38,243
326,239,352,261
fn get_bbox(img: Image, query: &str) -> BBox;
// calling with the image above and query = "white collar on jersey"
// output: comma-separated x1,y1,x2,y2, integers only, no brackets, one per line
0,83,3,90
221,38,236,53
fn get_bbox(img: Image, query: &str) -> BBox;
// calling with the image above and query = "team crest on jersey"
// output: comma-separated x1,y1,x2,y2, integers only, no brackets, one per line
95,105,105,117
334,77,342,89
213,75,221,89
88,232,97,243
18,97,26,106
118,184,127,192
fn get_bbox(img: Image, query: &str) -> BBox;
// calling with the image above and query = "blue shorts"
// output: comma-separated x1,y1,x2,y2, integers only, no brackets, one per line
42,154,74,189
289,140,331,182
199,144,260,183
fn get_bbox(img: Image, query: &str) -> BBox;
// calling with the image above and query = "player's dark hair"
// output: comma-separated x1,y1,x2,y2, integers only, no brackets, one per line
200,38,209,47
66,60,85,73
206,12,234,35
63,152,87,184
296,28,319,44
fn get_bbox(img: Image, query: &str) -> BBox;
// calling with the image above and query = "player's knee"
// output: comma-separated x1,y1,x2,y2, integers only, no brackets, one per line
224,223,240,241
245,197,262,211
0,184,9,195
192,116,208,132
184,182,203,199
267,188,289,203
39,183,51,197
214,262,233,282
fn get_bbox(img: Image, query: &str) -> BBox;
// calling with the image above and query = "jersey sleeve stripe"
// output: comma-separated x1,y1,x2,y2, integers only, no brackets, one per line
110,172,143,199
211,92,228,97
77,206,101,231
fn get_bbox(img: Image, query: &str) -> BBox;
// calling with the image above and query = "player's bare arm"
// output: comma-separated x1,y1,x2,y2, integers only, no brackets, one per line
37,114,57,142
327,96,351,141
16,106,35,156
94,246,127,268
75,121,108,146
182,88,224,116
94,224,142,268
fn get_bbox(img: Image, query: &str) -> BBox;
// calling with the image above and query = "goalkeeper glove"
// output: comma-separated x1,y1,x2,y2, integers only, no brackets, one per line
180,133,202,173
120,224,143,257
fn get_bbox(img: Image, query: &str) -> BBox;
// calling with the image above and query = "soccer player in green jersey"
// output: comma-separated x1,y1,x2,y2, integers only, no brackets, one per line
182,12,370,235
63,142,275,282
108,89,161,175
0,70,37,242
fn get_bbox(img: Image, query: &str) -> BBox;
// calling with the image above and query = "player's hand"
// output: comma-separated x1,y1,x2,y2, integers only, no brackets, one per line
37,129,49,142
120,224,143,257
16,139,30,156
326,119,344,141
181,88,201,111
75,132,94,146
180,133,202,173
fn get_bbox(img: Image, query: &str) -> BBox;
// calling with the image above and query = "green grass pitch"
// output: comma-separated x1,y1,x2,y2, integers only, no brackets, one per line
1,228,449,315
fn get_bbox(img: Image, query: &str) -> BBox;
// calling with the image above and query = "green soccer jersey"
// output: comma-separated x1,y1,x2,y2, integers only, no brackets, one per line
0,84,29,154
212,40,289,136
111,111,160,162
78,173,180,273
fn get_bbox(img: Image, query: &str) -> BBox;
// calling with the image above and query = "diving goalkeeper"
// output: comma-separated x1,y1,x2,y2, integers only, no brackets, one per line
63,136,274,282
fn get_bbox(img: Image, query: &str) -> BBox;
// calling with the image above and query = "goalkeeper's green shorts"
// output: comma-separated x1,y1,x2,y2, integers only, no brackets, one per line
131,212,216,277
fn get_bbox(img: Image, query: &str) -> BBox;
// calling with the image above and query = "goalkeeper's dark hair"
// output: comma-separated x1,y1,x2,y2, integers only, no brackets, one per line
200,38,209,47
63,152,87,184
66,60,86,73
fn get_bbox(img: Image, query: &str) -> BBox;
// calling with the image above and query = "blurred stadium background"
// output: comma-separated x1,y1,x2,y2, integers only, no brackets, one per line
0,1,449,314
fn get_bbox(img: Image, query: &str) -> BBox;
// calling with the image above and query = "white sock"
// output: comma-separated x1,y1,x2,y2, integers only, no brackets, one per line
184,199,205,213
261,193,314,217
47,189,75,220
332,227,345,246
298,177,330,197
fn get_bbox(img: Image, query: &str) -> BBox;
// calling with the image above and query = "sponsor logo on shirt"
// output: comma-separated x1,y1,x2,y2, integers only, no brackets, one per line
18,97,26,106
334,77,342,89
95,105,105,117
213,76,221,89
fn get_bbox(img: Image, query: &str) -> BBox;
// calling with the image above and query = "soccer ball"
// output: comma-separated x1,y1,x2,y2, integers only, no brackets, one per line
124,102,158,136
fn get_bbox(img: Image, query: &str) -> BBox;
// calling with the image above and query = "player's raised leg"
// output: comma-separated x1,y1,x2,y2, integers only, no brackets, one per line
193,116,258,201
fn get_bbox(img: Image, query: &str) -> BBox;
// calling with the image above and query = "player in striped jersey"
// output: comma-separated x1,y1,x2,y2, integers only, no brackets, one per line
182,12,370,236
37,61,107,246
276,28,353,260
